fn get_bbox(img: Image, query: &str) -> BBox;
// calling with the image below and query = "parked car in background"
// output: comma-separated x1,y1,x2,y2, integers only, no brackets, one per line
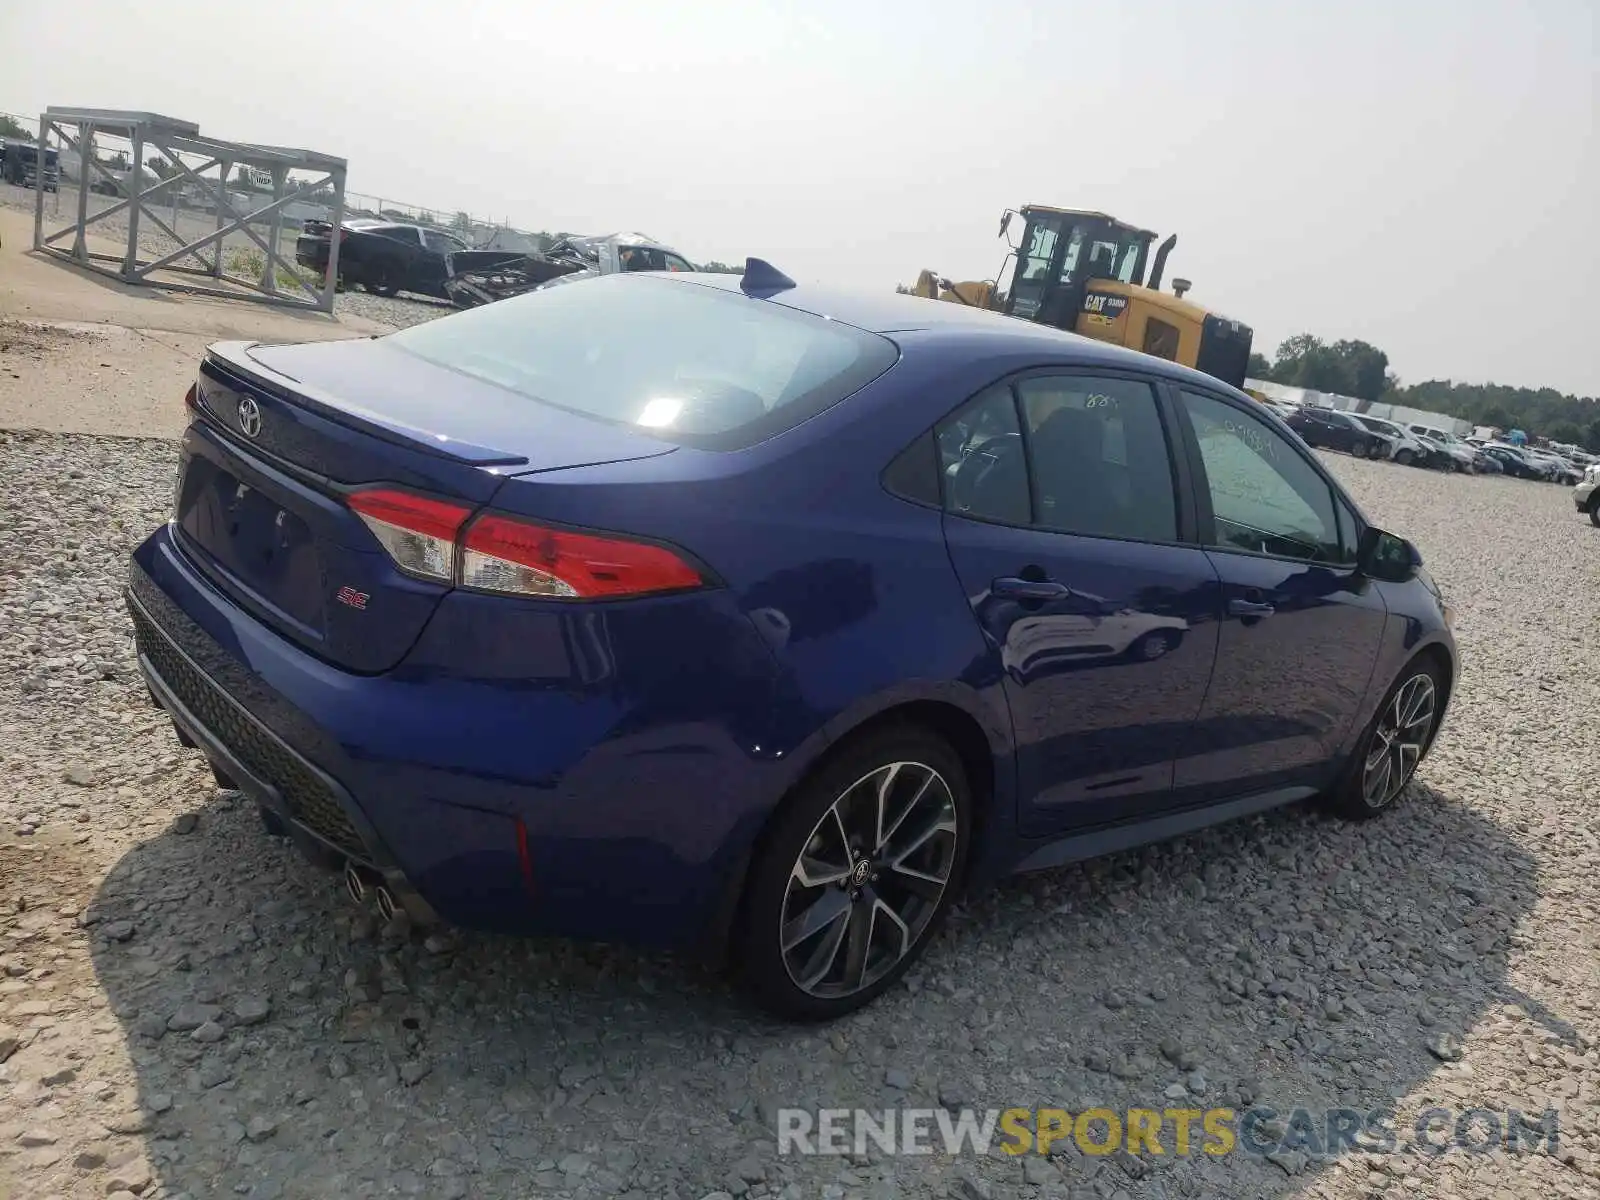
1411,434,1460,472
1407,425,1487,473
125,268,1456,1018
295,220,472,299
0,140,60,191
442,232,696,309
1284,407,1392,458
1474,451,1503,475
1574,464,1600,525
1480,444,1547,480
1350,415,1429,467
1521,450,1583,485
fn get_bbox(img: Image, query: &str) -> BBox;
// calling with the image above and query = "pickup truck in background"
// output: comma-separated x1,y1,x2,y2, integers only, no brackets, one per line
295,220,471,299
0,141,61,192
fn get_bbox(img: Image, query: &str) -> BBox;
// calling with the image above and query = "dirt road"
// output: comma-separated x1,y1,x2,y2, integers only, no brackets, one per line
0,207,390,438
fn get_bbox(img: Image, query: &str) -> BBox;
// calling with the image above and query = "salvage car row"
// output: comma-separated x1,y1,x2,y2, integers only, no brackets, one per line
295,219,694,306
1261,399,1589,484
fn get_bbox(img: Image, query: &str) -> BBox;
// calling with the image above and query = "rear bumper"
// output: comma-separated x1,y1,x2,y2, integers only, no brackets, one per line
127,522,785,950
131,589,439,925
1574,481,1599,511
294,242,328,271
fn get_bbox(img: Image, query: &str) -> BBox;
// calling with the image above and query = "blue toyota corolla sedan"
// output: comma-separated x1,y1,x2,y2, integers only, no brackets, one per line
127,262,1456,1019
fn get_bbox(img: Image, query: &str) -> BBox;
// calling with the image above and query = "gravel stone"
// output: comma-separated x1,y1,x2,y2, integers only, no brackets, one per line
232,995,271,1025
1426,1031,1464,1061
166,1002,222,1032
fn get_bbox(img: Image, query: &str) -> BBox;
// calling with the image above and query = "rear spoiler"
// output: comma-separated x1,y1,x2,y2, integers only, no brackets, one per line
301,220,335,238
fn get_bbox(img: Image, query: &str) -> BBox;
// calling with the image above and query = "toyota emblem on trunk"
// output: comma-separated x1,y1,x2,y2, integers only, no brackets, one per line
236,396,262,438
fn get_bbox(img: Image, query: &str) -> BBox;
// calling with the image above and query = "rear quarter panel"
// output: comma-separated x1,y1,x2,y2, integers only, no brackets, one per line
473,336,1073,877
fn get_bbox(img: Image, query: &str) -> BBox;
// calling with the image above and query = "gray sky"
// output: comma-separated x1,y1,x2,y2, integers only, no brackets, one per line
5,0,1596,395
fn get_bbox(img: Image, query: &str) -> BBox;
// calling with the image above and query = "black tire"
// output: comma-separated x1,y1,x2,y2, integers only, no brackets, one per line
1324,658,1445,820
258,804,288,838
1394,449,1413,466
1588,496,1600,528
366,261,401,297
735,725,971,1021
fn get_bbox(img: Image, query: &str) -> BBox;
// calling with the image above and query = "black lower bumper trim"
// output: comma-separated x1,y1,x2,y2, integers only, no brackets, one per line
127,588,439,927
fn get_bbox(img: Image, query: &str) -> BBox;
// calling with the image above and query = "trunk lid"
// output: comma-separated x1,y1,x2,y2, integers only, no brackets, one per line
176,339,675,673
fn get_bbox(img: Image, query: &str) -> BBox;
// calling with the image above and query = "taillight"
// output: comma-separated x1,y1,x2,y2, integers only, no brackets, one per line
183,383,199,412
347,489,702,599
348,489,471,582
461,514,702,599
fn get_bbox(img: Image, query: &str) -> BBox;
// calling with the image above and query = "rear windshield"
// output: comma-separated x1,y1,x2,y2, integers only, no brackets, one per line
385,274,898,450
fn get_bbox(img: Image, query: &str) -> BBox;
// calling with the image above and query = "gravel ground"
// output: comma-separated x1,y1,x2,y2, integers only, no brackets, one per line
1,432,1597,1200
330,291,454,330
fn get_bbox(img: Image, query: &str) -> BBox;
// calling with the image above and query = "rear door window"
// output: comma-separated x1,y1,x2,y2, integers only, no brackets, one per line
374,226,422,246
1015,375,1178,542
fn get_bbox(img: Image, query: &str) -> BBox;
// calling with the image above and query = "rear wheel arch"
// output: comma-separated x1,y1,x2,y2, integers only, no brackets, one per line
711,699,1002,969
729,705,994,1016
755,700,1000,875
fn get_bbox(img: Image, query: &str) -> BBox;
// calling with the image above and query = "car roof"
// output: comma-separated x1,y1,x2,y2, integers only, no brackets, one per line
662,272,1246,394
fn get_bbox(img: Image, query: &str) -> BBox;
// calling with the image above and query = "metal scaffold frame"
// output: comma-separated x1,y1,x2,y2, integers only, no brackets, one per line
32,107,347,313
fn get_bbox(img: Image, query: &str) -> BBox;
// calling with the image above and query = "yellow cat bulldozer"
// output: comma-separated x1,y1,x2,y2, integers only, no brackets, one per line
911,205,1254,388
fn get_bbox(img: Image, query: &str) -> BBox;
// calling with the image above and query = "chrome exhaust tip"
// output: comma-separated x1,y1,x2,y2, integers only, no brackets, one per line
373,885,398,924
343,862,368,905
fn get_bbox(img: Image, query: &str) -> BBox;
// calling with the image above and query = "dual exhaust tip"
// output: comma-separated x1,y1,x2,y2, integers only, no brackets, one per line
344,861,398,924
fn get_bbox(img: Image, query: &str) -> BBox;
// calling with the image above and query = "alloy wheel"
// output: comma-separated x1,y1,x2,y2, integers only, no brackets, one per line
1361,674,1437,808
1136,633,1172,660
780,761,958,999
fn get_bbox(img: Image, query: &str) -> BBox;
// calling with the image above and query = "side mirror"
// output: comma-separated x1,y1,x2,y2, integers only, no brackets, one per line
1356,526,1422,582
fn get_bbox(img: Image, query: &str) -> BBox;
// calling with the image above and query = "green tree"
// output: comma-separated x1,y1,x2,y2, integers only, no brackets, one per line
0,114,33,141
1247,351,1274,381
1265,335,1392,400
1479,405,1515,430
1329,339,1390,401
1546,421,1583,446
699,260,744,274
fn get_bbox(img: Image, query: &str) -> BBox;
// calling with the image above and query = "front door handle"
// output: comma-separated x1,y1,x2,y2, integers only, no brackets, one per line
993,576,1071,602
1227,597,1276,619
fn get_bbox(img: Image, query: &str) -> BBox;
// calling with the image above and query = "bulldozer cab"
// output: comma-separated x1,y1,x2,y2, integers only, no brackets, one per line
994,205,1252,388
1002,207,1156,327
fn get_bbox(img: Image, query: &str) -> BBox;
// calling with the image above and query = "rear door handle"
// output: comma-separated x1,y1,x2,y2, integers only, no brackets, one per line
1227,598,1276,618
993,576,1072,602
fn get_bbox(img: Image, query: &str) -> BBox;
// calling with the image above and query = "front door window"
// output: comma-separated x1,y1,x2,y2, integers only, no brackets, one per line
1182,391,1341,562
